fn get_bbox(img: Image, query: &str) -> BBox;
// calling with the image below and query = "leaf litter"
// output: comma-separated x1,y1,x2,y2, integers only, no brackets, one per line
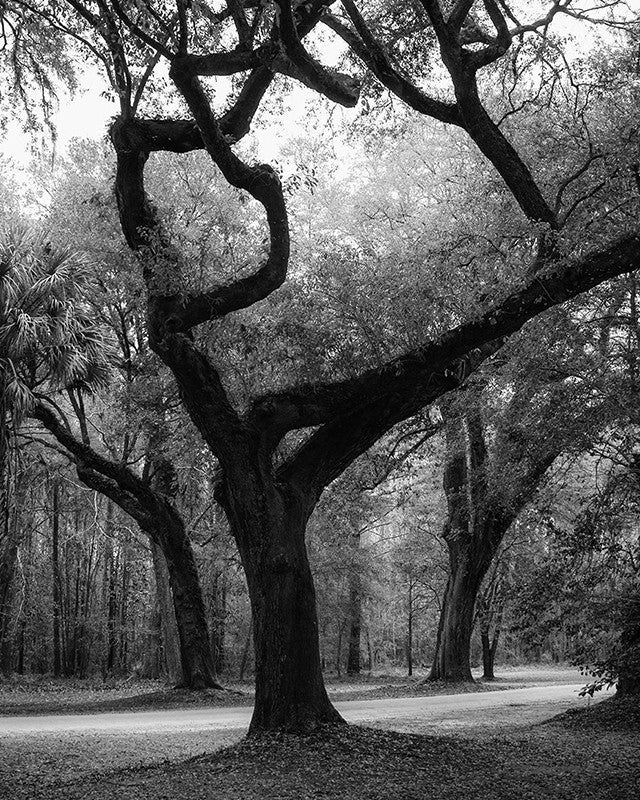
1,696,638,800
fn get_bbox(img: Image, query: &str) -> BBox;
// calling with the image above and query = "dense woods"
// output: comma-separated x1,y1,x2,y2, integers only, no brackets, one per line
1,0,639,736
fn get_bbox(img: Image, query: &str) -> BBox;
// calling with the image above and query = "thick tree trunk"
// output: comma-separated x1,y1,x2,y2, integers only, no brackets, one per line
238,621,252,681
224,486,343,733
427,401,538,684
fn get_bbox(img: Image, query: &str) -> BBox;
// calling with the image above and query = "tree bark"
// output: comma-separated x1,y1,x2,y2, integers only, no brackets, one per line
0,374,17,676
428,387,563,684
238,620,252,681
151,511,220,690
221,480,344,733
479,591,503,681
104,528,119,678
428,554,485,682
150,539,183,685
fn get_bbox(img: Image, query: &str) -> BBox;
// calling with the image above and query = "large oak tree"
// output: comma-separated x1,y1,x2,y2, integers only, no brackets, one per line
6,0,640,731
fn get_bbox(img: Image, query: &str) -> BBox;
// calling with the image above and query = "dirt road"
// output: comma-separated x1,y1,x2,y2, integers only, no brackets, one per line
0,683,605,736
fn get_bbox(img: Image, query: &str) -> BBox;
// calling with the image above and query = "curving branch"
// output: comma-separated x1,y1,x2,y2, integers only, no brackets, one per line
468,0,512,69
217,0,341,140
276,341,501,506
250,234,640,444
176,0,188,54
419,0,448,36
109,122,248,467
159,61,289,333
554,149,606,220
177,49,261,75
168,1,358,106
272,0,360,107
219,66,275,141
225,0,252,49
273,233,640,500
334,1,556,225
332,2,462,125
31,401,152,501
449,0,477,31
108,0,174,59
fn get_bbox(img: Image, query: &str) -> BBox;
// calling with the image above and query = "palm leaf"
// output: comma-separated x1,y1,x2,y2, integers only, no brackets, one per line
0,224,114,412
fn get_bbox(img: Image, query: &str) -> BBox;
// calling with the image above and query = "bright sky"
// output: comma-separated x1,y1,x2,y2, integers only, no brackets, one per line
0,69,114,171
0,5,626,180
0,66,332,179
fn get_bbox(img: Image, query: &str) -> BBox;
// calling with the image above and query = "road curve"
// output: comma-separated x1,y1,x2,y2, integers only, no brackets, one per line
0,684,603,736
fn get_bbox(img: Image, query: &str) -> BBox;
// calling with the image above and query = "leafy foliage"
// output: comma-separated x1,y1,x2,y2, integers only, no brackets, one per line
0,223,112,420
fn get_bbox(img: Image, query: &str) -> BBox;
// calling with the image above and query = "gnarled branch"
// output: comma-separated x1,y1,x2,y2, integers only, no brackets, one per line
250,234,640,444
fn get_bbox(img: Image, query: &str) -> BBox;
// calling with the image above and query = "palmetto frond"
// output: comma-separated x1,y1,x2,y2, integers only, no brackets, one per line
0,223,113,413
2,373,35,425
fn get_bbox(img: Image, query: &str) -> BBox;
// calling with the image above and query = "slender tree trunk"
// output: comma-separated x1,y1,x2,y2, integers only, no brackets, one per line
365,625,373,674
481,632,495,680
346,530,362,676
150,539,183,685
0,523,18,676
119,546,129,673
52,479,62,677
346,579,361,676
16,618,24,674
480,601,503,681
335,620,344,677
407,581,413,677
210,572,227,675
72,457,219,688
154,513,221,690
105,533,119,677
0,388,19,676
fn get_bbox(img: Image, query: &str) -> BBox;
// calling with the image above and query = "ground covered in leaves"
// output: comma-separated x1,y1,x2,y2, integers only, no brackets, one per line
1,698,638,800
